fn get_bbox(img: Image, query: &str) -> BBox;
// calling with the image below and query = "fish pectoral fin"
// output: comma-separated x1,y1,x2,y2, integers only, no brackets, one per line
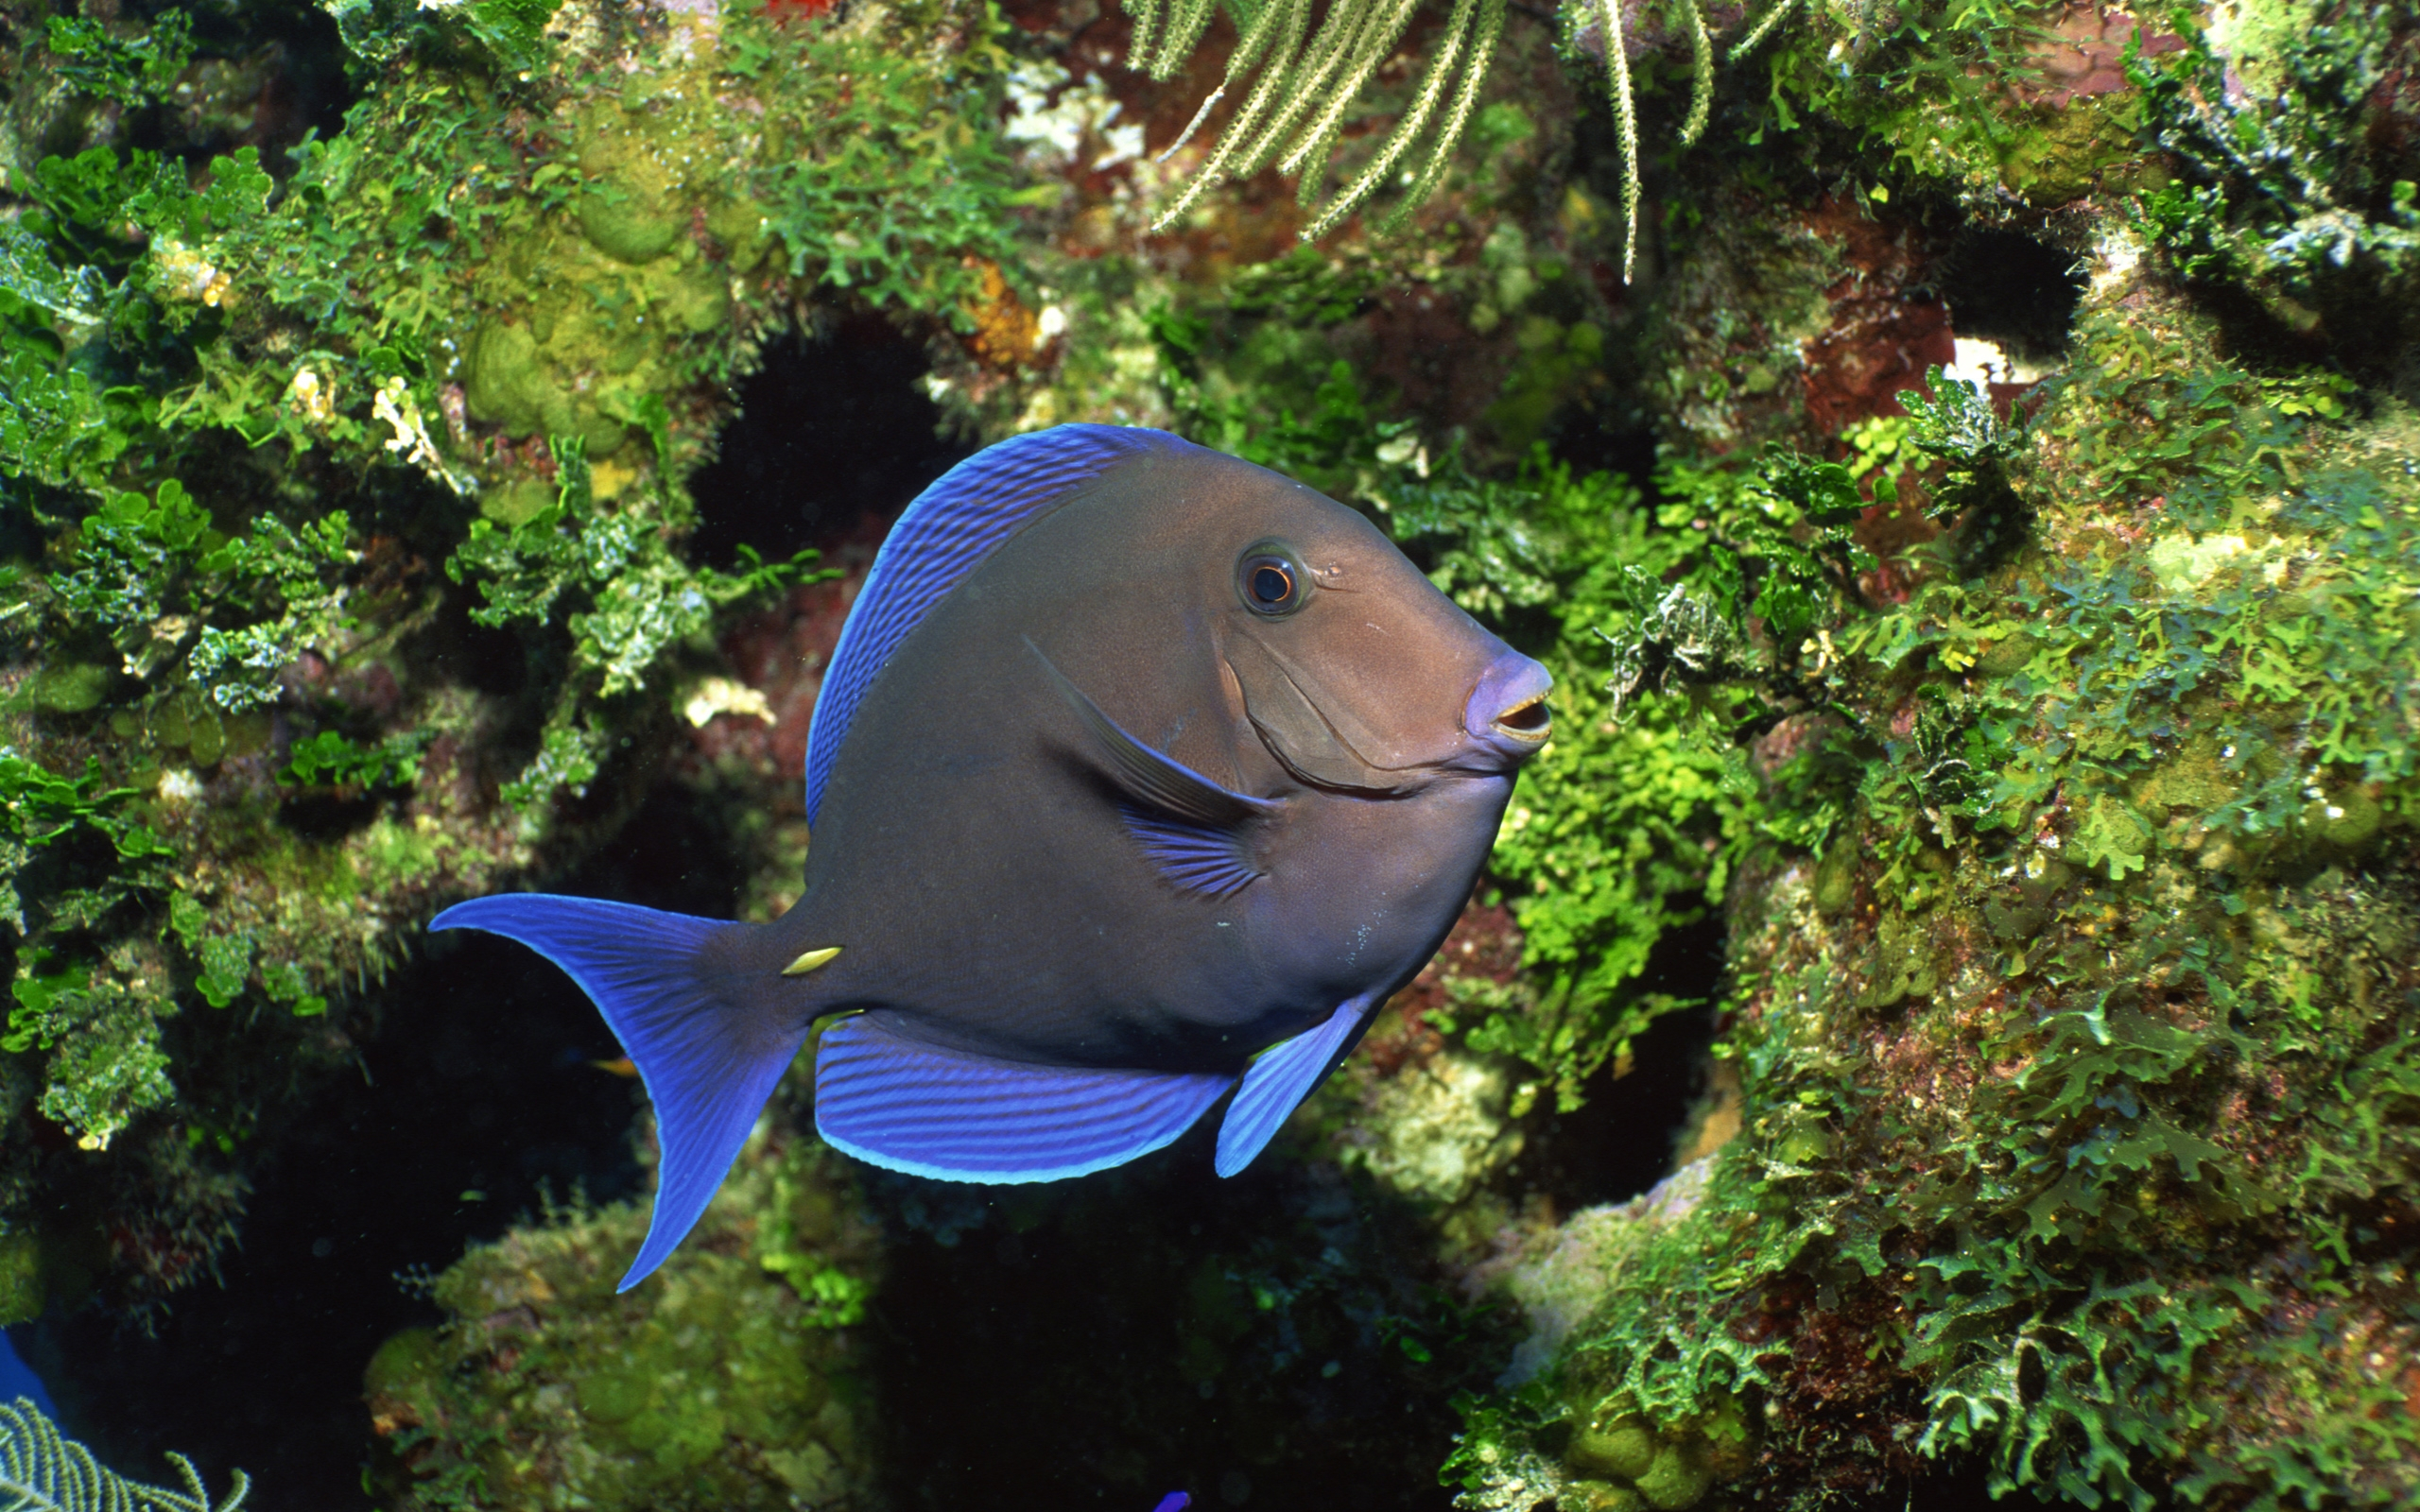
1214,996,1375,1177
1027,638,1277,830
814,1013,1235,1182
1119,805,1262,898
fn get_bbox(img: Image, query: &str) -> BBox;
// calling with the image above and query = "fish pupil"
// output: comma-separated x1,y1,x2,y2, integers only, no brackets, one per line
1252,564,1291,605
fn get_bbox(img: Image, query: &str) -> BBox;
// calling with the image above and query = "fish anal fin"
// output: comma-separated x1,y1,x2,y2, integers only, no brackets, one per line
1214,996,1374,1177
430,895,810,1291
815,1014,1234,1181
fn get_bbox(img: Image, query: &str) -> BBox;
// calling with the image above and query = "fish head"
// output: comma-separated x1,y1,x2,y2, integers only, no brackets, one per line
1198,464,1552,791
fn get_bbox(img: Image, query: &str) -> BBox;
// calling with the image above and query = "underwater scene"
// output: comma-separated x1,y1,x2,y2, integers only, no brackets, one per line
3,0,2419,1507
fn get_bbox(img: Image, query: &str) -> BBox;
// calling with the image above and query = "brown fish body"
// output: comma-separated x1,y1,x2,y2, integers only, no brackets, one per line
770,442,1519,1073
434,426,1550,1290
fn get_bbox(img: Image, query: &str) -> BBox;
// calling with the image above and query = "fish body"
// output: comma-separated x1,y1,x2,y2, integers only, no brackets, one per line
434,426,1549,1288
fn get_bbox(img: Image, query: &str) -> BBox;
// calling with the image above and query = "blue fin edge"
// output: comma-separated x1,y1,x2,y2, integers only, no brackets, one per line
804,424,1185,823
431,895,804,1291
1214,994,1376,1178
814,1012,1234,1184
815,1129,1181,1187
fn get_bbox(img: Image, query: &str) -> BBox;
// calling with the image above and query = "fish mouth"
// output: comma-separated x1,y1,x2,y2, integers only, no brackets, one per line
1491,693,1550,743
1463,653,1555,765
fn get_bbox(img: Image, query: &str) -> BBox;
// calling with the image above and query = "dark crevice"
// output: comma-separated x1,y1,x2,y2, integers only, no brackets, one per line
26,923,646,1507
859,1130,1487,1512
1511,910,1727,1214
1932,227,2090,365
687,315,977,570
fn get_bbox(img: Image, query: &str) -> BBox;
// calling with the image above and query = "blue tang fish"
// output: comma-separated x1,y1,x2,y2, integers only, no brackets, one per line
432,425,1551,1288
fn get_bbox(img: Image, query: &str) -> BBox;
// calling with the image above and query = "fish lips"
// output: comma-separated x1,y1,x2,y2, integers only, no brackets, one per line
1225,633,1551,787
1459,651,1554,771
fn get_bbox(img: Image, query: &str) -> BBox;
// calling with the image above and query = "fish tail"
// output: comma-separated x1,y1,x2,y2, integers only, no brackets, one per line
430,894,811,1292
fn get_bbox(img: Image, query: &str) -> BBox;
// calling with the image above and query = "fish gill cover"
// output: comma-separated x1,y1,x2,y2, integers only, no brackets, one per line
0,0,2416,1507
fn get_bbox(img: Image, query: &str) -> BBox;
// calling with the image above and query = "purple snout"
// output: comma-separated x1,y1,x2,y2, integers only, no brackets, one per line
1463,650,1553,765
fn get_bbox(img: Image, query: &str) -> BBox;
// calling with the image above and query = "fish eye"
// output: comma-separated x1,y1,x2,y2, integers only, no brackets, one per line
1236,546,1307,616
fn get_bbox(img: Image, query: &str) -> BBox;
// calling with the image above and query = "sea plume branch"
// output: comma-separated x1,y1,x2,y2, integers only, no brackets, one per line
0,1398,250,1512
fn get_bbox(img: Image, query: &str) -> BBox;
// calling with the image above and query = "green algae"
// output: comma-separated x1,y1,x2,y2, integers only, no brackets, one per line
1448,256,2420,1510
368,1120,880,1511
0,0,1018,1319
0,3,2411,1505
0,1228,40,1327
2133,0,2420,326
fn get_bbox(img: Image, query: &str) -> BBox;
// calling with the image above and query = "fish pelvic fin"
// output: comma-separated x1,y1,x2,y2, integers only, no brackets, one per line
1214,995,1376,1177
429,895,809,1292
815,1013,1235,1182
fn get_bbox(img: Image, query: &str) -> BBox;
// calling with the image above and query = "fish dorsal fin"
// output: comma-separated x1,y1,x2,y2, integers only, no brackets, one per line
805,424,1183,823
815,1012,1236,1181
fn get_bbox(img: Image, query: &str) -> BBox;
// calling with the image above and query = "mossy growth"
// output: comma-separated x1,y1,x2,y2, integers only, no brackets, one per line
1446,255,2420,1509
1568,0,2164,226
1,0,1011,1316
0,1228,41,1327
2131,0,2420,340
368,1118,880,1511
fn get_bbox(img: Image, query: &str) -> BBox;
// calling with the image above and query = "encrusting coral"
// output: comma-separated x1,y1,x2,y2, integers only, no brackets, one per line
1441,2,2420,1505
2,0,1011,1318
6,0,2419,1504
363,1110,881,1511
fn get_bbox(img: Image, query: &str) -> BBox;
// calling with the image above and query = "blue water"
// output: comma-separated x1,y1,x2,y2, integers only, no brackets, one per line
0,1327,59,1418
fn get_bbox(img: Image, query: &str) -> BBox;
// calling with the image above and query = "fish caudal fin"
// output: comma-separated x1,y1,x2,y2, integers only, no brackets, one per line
815,1013,1234,1182
430,895,808,1292
1214,996,1374,1177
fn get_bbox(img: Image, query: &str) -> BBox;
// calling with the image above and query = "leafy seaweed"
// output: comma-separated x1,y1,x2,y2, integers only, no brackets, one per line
0,753,174,863
2130,6,2420,301
45,10,197,109
281,730,431,792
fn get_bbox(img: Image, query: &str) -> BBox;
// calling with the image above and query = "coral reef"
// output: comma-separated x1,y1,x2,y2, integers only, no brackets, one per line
1,0,1006,1318
363,1104,879,1510
8,0,2418,1505
1444,2,2420,1507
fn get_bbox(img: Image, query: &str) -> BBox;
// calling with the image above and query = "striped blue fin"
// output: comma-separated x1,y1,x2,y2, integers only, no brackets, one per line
804,425,1183,823
814,1013,1234,1182
1214,996,1374,1177
430,895,805,1292
1120,806,1262,898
